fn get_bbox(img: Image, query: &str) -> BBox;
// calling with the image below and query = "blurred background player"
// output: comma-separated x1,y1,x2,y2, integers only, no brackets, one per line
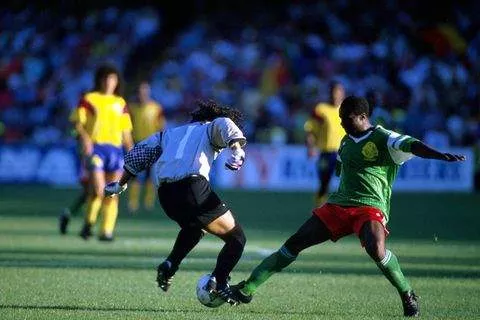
70,64,134,241
304,81,346,206
58,117,90,234
127,80,166,213
232,96,466,316
105,100,248,304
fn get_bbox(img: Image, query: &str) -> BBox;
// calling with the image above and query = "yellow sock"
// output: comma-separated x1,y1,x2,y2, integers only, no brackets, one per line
85,195,102,225
128,181,140,213
144,181,155,210
101,197,118,236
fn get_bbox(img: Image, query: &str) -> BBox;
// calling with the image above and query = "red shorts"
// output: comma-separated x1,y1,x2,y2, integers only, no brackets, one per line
313,203,389,242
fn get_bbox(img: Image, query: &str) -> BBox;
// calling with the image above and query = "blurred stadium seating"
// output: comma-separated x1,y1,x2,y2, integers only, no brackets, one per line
0,0,479,188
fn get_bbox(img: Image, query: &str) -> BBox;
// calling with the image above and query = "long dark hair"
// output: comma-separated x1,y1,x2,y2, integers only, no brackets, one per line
93,64,124,96
190,100,243,128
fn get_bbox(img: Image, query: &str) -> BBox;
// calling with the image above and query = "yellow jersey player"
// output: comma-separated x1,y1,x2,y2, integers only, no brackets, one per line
304,81,346,206
70,64,134,241
128,81,166,213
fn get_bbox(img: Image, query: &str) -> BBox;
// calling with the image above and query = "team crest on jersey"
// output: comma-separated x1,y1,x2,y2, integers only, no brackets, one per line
362,141,378,161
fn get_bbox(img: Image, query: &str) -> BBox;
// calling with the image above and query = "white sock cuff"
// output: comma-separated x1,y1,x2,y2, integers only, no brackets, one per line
279,246,296,259
380,249,392,266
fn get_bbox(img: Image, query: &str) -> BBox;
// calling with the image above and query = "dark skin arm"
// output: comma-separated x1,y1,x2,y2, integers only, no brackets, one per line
410,141,466,162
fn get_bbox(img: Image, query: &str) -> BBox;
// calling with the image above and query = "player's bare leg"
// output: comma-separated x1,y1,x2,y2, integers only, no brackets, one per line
360,221,419,317
234,215,331,303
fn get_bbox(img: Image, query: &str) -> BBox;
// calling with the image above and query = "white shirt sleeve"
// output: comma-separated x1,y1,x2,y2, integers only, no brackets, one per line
208,117,246,149
386,130,415,165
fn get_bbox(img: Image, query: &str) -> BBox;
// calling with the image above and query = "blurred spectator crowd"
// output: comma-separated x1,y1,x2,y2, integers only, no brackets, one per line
0,6,160,145
0,1,479,152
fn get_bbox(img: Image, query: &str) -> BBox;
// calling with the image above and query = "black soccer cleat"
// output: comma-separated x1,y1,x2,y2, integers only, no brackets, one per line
215,283,239,306
156,261,177,292
59,209,71,235
79,223,93,240
204,275,239,305
230,281,253,304
205,275,217,293
401,290,419,317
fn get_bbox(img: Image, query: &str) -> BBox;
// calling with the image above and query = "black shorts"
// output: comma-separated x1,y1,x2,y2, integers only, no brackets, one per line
157,175,229,228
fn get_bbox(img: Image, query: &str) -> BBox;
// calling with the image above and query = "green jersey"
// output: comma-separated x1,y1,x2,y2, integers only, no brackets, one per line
328,125,419,222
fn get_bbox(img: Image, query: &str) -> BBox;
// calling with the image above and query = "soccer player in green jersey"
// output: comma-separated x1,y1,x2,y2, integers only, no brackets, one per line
232,96,465,316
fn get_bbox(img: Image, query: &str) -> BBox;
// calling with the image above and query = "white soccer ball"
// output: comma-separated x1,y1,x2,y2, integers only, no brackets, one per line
196,274,225,308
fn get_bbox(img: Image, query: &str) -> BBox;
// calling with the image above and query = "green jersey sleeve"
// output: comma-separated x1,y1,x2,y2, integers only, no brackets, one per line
386,130,419,165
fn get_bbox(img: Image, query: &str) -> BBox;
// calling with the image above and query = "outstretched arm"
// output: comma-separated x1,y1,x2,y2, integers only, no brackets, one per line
410,141,466,162
105,132,163,197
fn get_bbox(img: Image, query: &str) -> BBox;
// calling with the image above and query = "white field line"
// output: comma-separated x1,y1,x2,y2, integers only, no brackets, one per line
123,238,275,262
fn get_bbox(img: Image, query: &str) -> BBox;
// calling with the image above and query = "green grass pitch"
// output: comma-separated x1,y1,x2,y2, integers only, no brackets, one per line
0,185,479,319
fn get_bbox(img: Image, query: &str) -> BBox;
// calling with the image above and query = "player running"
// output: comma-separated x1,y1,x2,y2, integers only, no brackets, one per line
232,96,465,317
104,100,248,305
304,81,346,206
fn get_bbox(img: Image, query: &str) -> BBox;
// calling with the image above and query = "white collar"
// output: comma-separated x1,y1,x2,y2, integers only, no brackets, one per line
348,126,377,143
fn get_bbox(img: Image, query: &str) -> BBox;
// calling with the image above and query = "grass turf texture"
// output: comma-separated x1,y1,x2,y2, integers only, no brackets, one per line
0,185,479,319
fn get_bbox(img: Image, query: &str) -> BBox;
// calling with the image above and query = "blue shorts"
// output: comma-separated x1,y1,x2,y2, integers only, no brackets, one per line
88,144,124,173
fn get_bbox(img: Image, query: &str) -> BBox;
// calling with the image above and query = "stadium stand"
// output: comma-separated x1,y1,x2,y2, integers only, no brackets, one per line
0,1,479,186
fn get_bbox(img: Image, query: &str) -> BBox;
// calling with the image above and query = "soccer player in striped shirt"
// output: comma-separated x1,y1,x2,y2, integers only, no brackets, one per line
233,96,465,316
104,100,247,305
